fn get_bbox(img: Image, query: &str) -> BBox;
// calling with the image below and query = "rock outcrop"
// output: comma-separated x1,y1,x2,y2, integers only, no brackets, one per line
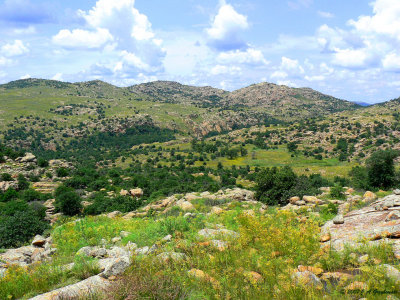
321,192,400,254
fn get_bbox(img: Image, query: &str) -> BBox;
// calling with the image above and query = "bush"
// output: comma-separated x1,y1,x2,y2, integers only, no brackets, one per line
55,191,82,216
21,188,42,202
255,166,297,205
37,158,49,168
330,184,345,199
17,174,29,191
367,149,400,189
0,200,49,248
84,193,143,215
255,167,324,205
56,167,69,178
1,173,13,181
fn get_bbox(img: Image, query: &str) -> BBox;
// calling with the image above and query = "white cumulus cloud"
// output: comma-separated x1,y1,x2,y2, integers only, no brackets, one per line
206,1,249,51
52,28,113,49
1,40,29,57
217,48,269,65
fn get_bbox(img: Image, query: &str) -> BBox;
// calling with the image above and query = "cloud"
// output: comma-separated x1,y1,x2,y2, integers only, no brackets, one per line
52,0,165,80
13,26,36,35
52,73,63,81
217,48,269,65
0,56,12,66
281,57,304,74
317,0,400,71
382,53,400,72
210,65,241,75
52,28,114,49
318,11,334,18
1,40,29,57
0,0,54,24
206,1,249,51
20,74,31,79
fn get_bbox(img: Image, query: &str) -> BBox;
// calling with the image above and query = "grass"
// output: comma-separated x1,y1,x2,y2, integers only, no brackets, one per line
2,196,400,299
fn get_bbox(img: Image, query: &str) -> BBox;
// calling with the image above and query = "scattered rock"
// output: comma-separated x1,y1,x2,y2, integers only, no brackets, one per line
198,228,239,240
130,188,143,198
135,246,150,256
111,237,122,244
292,270,322,288
297,265,323,276
32,235,46,248
161,234,172,242
210,240,228,251
358,254,369,264
156,252,187,262
333,215,344,225
244,271,263,283
345,281,368,292
29,275,111,300
176,200,195,211
120,231,131,238
289,196,300,204
211,206,224,215
100,256,130,279
120,189,129,196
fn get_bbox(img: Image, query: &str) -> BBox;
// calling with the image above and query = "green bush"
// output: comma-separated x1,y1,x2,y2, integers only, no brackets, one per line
55,191,82,216
367,149,400,189
56,167,69,178
330,184,345,199
1,173,13,181
37,158,49,168
84,193,143,215
17,174,29,191
0,200,49,248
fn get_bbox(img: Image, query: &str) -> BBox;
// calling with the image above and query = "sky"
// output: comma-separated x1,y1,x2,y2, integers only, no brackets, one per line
0,0,400,103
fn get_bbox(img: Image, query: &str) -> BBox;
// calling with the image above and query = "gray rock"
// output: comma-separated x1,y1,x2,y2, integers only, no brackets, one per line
135,246,149,255
32,235,46,248
210,240,228,250
100,256,130,278
125,241,138,252
76,246,92,257
148,244,158,254
0,268,7,279
394,189,400,195
382,264,400,284
29,275,111,300
161,234,172,242
156,252,187,262
107,247,129,258
292,271,322,287
198,228,239,240
358,254,369,264
111,236,122,243
333,214,344,225
120,231,131,238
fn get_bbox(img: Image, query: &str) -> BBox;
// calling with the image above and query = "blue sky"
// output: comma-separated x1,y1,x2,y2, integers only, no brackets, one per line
0,0,400,103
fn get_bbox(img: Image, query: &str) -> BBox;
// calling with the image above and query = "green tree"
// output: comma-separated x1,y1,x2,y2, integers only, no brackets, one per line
366,149,400,189
55,191,82,216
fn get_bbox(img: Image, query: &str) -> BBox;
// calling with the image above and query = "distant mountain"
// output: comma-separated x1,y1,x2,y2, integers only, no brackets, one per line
353,101,371,107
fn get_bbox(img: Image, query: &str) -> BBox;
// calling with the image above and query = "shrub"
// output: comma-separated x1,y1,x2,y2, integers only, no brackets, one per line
1,173,13,181
0,200,49,248
56,167,69,178
330,183,345,199
366,149,400,189
84,193,143,215
17,174,29,191
37,158,49,168
21,189,42,202
55,191,82,216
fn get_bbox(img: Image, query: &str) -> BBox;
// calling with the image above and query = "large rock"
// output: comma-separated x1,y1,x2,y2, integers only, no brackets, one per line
292,271,322,287
18,153,36,163
176,200,195,211
32,235,46,248
198,228,239,240
130,188,143,198
29,275,110,300
100,256,130,278
321,192,400,253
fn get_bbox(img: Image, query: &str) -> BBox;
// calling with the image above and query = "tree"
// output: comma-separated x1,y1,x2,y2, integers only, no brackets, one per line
287,142,298,153
255,166,297,205
366,149,400,189
55,191,82,216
